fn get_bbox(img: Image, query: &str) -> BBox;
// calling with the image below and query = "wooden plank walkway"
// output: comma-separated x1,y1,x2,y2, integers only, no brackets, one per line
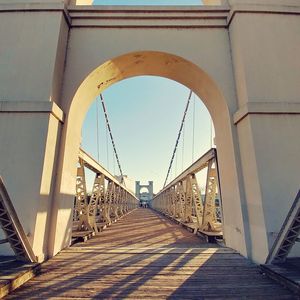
0,256,40,298
261,258,300,294
4,208,298,299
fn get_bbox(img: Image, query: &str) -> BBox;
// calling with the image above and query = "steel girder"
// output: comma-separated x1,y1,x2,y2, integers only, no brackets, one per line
88,173,105,233
74,150,139,233
0,177,37,262
202,159,218,231
266,190,300,264
74,158,91,231
152,148,222,234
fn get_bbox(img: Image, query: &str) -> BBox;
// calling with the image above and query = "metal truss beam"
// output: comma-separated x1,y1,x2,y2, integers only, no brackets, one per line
158,148,215,194
74,158,91,231
79,148,136,198
0,177,37,262
266,190,300,264
152,148,223,237
74,148,139,233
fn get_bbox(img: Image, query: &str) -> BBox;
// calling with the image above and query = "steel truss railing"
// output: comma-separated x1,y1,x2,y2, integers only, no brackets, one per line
266,190,300,264
0,177,37,262
74,148,139,233
152,148,223,238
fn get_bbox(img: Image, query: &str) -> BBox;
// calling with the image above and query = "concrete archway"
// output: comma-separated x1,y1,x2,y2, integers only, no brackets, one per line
1,1,299,265
50,51,248,259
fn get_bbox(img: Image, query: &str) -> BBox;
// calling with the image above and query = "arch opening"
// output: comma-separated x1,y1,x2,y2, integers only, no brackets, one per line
65,51,231,201
81,75,215,192
50,50,246,258
139,187,150,194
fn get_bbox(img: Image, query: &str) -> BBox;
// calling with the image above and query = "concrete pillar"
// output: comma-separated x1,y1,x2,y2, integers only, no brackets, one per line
0,4,69,261
148,181,154,199
229,0,300,262
135,181,141,198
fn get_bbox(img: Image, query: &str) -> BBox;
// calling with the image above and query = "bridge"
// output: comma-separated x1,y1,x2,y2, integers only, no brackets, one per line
0,0,300,298
1,145,299,297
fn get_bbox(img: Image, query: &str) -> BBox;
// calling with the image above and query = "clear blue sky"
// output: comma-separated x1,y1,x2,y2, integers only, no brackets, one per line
93,0,203,5
82,76,214,193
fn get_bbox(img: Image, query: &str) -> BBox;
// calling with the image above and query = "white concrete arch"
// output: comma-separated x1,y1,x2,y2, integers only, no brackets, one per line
2,1,299,264
50,50,248,260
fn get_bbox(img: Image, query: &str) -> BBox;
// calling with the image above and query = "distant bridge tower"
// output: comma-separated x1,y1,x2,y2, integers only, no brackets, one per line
135,181,154,205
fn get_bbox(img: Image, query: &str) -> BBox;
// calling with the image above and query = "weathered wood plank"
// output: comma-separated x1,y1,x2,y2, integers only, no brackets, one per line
261,258,300,295
0,258,40,298
5,208,297,299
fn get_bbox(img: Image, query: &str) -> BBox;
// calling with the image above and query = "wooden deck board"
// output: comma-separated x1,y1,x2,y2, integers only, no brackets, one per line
4,208,298,299
261,258,300,295
0,257,41,298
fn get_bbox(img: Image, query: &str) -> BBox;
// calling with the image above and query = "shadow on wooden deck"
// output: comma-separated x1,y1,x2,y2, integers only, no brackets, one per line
4,209,298,299
261,258,300,296
0,256,40,298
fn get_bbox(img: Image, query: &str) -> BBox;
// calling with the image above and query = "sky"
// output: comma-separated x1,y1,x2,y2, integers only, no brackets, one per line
93,0,203,5
82,76,214,194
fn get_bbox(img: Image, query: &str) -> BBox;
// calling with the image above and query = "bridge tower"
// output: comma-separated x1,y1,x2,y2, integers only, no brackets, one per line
135,181,154,206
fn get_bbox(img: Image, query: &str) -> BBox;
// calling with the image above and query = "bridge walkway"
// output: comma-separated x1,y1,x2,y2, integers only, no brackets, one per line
5,208,297,299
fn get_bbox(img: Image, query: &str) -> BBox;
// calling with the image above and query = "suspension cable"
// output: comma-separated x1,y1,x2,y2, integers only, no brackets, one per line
96,98,100,162
163,90,193,188
105,119,110,170
192,93,195,163
210,117,213,148
99,94,126,185
175,147,178,178
181,122,185,172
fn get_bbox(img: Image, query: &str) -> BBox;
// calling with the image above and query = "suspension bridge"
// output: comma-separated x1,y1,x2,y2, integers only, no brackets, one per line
1,90,300,298
1,0,300,298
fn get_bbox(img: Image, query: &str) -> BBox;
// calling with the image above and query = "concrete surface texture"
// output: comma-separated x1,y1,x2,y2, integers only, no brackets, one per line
0,0,299,264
